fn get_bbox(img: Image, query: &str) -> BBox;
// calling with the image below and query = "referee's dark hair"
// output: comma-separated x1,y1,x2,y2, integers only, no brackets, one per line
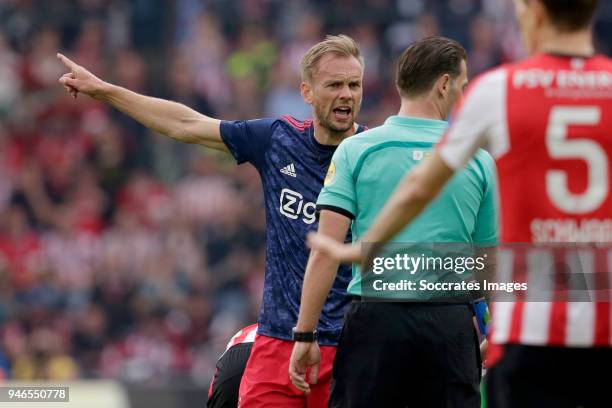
396,36,467,98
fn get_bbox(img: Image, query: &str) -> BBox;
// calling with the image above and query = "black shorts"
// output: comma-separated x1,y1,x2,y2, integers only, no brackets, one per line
487,344,612,408
330,301,481,408
207,342,253,408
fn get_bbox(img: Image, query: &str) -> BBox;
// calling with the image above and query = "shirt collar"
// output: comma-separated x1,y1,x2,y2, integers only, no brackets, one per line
384,115,448,129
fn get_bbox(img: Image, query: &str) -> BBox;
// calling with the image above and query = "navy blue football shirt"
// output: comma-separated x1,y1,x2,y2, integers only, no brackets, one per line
220,116,365,345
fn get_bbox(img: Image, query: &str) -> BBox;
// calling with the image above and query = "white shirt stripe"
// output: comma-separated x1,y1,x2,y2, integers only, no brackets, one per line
490,247,515,344
565,251,595,346
439,68,510,170
244,328,257,343
491,302,514,344
520,249,554,345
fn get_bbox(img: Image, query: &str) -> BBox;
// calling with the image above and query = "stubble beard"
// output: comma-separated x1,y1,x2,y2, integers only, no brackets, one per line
314,104,354,136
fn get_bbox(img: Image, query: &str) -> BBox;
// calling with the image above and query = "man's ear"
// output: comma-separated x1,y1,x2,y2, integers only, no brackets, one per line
436,74,451,97
300,81,313,104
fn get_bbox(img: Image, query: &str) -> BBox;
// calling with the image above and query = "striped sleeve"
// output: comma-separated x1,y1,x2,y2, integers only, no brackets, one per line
438,68,510,170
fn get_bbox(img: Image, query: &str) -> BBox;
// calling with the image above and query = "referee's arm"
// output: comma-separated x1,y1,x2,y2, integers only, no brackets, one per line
289,210,351,394
296,210,351,332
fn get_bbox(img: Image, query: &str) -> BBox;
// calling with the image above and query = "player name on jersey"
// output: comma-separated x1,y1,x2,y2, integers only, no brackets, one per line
531,218,612,243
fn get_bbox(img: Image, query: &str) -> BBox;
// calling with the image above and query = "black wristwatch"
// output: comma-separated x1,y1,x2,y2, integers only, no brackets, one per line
292,327,318,342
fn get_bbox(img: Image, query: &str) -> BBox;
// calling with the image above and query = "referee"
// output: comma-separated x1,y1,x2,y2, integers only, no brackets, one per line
289,37,497,408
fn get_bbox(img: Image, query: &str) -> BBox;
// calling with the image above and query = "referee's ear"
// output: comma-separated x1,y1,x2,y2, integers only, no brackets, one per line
300,81,314,105
436,73,451,98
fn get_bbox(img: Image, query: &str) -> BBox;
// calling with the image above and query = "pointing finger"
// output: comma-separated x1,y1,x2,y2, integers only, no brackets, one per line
56,53,77,70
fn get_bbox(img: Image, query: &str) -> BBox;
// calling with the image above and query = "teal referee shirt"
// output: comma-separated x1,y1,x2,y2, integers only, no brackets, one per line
317,115,498,299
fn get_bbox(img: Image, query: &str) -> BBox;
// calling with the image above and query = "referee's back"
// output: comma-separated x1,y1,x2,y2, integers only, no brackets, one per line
317,114,498,299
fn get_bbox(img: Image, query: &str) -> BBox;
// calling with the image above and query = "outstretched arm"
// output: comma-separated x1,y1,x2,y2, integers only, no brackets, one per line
57,53,227,152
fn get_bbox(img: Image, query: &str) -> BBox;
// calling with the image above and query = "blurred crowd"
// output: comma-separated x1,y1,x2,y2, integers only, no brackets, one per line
1,0,611,386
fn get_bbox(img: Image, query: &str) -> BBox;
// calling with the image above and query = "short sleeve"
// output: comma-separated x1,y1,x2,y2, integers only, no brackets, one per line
220,119,275,168
438,68,509,170
472,152,499,246
316,143,356,219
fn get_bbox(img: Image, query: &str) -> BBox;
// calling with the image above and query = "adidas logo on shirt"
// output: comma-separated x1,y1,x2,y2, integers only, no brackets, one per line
280,163,297,177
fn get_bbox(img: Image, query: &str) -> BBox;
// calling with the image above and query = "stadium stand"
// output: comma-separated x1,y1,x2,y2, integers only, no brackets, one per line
0,1,611,406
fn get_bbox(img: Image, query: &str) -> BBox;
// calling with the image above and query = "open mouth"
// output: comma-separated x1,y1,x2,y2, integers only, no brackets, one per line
333,106,352,120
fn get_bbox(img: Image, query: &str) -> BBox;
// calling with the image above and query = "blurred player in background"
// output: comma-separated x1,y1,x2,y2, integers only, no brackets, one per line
57,34,366,407
207,324,257,408
289,36,496,408
308,0,612,406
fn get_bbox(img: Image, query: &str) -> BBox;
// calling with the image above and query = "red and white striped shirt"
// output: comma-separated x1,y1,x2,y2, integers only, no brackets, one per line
438,53,612,347
223,324,258,354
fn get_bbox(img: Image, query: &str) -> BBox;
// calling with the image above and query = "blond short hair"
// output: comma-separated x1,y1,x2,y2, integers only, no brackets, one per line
300,34,363,83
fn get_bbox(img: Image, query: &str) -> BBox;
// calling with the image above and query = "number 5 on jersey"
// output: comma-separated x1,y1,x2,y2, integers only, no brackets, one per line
546,106,607,214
